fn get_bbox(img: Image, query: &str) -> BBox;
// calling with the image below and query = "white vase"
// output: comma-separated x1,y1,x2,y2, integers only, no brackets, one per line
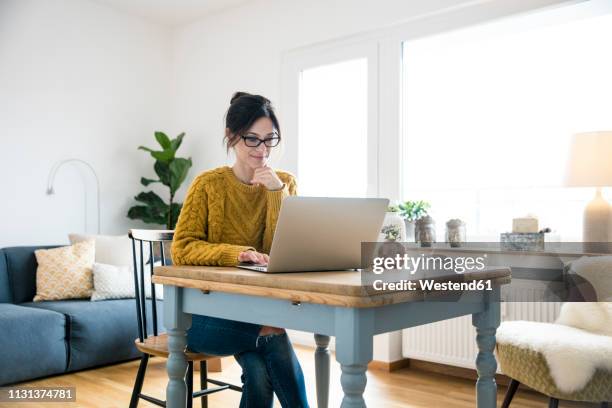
380,212,407,241
404,219,415,242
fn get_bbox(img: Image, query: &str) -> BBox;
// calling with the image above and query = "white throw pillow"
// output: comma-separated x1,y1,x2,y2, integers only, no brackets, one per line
90,262,164,301
69,233,133,267
556,302,612,337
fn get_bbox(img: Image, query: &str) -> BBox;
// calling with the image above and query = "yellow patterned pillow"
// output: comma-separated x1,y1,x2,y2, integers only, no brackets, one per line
33,240,95,301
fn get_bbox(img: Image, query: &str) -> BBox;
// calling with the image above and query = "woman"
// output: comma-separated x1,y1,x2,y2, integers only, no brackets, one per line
171,92,309,408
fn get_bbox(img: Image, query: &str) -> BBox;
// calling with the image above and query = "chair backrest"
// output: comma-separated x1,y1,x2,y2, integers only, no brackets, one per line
128,229,174,342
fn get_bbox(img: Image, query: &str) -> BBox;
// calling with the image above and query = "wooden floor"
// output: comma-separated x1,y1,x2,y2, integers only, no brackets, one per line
1,345,599,408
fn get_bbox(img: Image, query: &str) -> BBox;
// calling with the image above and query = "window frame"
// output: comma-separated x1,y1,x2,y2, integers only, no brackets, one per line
280,0,589,201
281,39,379,197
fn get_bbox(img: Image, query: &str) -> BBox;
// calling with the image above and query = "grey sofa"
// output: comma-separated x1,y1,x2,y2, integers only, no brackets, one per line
0,245,162,385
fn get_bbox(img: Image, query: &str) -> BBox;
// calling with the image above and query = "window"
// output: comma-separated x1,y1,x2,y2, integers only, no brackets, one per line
401,3,612,240
298,58,369,197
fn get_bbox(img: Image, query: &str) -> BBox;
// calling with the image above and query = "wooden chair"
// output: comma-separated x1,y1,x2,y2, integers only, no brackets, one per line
128,229,241,408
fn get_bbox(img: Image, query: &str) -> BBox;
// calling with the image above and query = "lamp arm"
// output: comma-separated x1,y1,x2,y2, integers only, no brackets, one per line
46,159,101,234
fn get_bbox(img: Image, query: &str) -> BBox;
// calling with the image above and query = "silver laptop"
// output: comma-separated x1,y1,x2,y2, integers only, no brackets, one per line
237,196,389,273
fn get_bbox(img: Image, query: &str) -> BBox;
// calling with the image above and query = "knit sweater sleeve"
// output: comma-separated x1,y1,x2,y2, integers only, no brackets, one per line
262,173,297,254
171,174,254,266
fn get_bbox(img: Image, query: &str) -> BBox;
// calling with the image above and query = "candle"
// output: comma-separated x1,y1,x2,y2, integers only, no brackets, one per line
512,216,539,233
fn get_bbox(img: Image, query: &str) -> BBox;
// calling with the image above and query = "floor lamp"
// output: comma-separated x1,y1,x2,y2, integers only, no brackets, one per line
46,159,101,234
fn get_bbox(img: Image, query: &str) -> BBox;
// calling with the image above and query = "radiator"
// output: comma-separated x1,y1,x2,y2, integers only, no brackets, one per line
402,281,563,369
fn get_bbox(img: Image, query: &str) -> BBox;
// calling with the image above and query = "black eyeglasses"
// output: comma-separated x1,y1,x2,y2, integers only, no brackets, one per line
241,134,280,148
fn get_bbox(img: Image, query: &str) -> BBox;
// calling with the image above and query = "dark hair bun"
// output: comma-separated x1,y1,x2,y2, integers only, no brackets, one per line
230,91,251,105
224,92,281,152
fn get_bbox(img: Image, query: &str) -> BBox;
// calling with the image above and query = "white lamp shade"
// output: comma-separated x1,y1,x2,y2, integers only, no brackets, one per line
565,131,612,187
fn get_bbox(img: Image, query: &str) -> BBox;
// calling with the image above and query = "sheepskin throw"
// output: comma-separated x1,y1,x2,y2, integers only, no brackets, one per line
496,320,612,393
497,302,612,394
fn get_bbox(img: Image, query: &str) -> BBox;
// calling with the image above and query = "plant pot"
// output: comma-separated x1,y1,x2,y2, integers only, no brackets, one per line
377,240,406,259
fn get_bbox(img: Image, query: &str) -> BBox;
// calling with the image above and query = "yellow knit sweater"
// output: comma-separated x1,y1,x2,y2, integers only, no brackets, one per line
171,166,297,266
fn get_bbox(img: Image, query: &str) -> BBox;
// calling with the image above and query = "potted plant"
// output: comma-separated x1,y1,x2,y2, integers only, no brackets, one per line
381,224,401,242
127,131,192,230
380,204,406,242
398,200,430,242
377,224,407,259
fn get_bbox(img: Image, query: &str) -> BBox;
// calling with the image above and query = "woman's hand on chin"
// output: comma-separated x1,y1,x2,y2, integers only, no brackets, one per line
238,250,269,265
251,165,284,190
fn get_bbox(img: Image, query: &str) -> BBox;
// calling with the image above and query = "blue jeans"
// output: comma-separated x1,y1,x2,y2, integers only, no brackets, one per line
186,315,309,408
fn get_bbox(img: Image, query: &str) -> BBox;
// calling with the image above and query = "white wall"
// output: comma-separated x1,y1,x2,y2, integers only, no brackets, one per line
0,0,173,246
170,0,482,175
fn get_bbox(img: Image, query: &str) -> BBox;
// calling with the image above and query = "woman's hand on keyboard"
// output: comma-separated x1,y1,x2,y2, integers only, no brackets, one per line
238,250,269,265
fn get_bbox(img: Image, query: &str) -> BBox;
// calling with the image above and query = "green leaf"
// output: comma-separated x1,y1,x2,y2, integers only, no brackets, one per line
398,200,430,221
155,132,171,149
127,205,167,225
170,132,185,152
139,145,173,163
154,161,171,187
169,158,192,195
151,150,174,163
141,177,159,186
134,191,168,211
128,190,169,226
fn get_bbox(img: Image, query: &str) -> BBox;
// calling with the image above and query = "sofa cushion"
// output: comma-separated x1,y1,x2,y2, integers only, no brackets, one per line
33,241,95,301
0,303,67,385
3,246,60,304
68,233,133,267
22,299,164,371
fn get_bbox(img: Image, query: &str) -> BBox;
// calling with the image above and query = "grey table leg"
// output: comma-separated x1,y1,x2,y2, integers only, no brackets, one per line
472,288,501,408
164,285,192,408
314,334,330,408
335,308,374,408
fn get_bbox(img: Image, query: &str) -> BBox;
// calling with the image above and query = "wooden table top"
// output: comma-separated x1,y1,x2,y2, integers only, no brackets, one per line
153,265,511,308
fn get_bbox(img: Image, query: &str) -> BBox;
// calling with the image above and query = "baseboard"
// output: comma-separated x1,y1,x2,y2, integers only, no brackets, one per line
407,359,513,387
368,359,411,372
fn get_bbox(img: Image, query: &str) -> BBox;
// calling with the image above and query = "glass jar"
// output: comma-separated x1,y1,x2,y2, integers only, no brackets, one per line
415,216,436,247
381,211,406,242
446,219,466,248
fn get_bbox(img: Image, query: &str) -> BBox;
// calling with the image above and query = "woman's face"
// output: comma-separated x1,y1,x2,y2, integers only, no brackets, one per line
232,116,278,170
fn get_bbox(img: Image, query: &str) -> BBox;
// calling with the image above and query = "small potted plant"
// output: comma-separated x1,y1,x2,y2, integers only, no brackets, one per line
380,204,406,242
398,200,430,242
378,224,406,259
381,224,401,242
